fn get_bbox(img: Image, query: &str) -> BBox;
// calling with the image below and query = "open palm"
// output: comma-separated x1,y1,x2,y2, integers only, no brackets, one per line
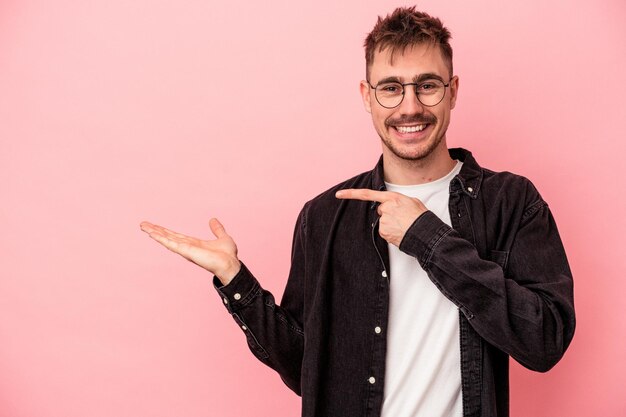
140,218,241,285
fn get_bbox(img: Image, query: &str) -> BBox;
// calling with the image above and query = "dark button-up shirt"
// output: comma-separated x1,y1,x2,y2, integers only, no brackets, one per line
214,148,576,417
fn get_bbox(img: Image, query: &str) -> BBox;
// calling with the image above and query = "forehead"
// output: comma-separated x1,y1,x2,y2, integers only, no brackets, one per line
370,43,449,81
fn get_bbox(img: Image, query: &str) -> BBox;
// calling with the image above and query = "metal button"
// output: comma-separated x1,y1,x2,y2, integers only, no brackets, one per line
467,187,473,192
381,270,387,278
374,326,382,334
234,293,242,301
223,298,228,305
368,376,376,384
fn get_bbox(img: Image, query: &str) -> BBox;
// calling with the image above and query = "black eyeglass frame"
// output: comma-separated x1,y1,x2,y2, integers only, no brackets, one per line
367,77,453,109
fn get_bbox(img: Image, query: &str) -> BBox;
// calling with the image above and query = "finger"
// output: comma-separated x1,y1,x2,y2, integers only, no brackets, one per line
209,218,228,239
148,232,179,251
141,221,169,234
159,226,189,239
144,222,189,239
335,188,393,203
140,221,155,233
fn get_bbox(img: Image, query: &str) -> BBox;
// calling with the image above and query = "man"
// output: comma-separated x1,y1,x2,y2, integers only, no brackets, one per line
140,7,575,417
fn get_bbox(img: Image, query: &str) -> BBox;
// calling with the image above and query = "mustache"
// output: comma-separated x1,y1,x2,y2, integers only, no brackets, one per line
385,115,436,126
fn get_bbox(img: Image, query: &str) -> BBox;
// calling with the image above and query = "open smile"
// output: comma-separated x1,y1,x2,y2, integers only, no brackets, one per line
394,125,426,133
390,122,433,138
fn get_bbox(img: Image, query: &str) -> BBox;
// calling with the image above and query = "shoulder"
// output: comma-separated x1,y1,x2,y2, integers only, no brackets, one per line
482,167,539,193
453,148,548,221
478,167,548,221
455,148,545,208
481,167,543,200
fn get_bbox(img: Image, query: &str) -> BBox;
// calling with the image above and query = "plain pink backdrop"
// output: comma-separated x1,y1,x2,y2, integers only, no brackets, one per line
1,1,625,416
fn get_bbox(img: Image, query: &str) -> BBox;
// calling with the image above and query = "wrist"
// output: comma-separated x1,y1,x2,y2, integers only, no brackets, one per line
217,259,241,286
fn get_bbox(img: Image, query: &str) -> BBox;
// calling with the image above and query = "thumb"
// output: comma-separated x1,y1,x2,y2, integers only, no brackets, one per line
209,217,228,239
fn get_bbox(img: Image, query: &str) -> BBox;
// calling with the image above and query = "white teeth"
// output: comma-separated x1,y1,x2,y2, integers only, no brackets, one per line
396,125,425,133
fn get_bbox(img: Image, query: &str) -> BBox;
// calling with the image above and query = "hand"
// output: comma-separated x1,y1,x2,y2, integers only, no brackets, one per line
335,189,428,247
140,218,241,286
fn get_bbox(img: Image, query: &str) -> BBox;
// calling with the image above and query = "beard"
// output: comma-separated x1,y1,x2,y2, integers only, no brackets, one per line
380,114,444,161
381,133,443,161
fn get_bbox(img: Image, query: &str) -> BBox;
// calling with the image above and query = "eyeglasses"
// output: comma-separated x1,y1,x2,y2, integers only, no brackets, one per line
367,77,452,109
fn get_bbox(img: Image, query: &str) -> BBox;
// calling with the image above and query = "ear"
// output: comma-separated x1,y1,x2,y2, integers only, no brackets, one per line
449,75,459,110
359,80,372,113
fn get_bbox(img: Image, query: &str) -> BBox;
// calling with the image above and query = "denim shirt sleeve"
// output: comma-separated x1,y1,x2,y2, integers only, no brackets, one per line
399,201,576,372
213,209,307,394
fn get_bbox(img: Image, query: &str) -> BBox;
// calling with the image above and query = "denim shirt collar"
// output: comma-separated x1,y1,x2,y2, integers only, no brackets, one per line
370,147,483,199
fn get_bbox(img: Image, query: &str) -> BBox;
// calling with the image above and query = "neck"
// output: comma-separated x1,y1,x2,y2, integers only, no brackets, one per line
383,145,456,185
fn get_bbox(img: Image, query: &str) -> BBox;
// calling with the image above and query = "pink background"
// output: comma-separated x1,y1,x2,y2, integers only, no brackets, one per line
1,0,625,416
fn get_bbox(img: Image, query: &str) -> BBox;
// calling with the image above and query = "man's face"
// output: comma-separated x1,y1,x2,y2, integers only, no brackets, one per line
360,43,458,163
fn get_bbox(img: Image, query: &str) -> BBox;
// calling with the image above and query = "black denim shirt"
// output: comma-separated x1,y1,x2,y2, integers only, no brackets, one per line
215,148,576,417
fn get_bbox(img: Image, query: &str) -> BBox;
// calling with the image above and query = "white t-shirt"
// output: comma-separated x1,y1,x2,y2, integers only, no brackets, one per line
381,161,463,417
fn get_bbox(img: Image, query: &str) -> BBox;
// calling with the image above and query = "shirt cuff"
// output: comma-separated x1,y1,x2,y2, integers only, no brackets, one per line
213,262,261,314
399,210,453,267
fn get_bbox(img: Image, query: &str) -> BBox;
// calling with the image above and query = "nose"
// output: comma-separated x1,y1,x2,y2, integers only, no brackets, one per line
398,85,424,115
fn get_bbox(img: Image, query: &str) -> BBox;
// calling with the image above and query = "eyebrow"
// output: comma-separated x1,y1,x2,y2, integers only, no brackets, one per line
375,73,446,85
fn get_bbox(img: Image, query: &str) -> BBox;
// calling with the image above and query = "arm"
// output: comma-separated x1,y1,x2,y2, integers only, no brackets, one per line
400,205,575,372
336,188,575,372
212,212,306,393
140,215,306,393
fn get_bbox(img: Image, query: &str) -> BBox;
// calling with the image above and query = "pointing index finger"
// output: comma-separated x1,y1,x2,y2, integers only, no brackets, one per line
335,188,392,203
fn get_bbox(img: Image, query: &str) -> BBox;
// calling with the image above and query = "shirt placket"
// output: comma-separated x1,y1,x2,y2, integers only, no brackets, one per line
364,204,391,416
